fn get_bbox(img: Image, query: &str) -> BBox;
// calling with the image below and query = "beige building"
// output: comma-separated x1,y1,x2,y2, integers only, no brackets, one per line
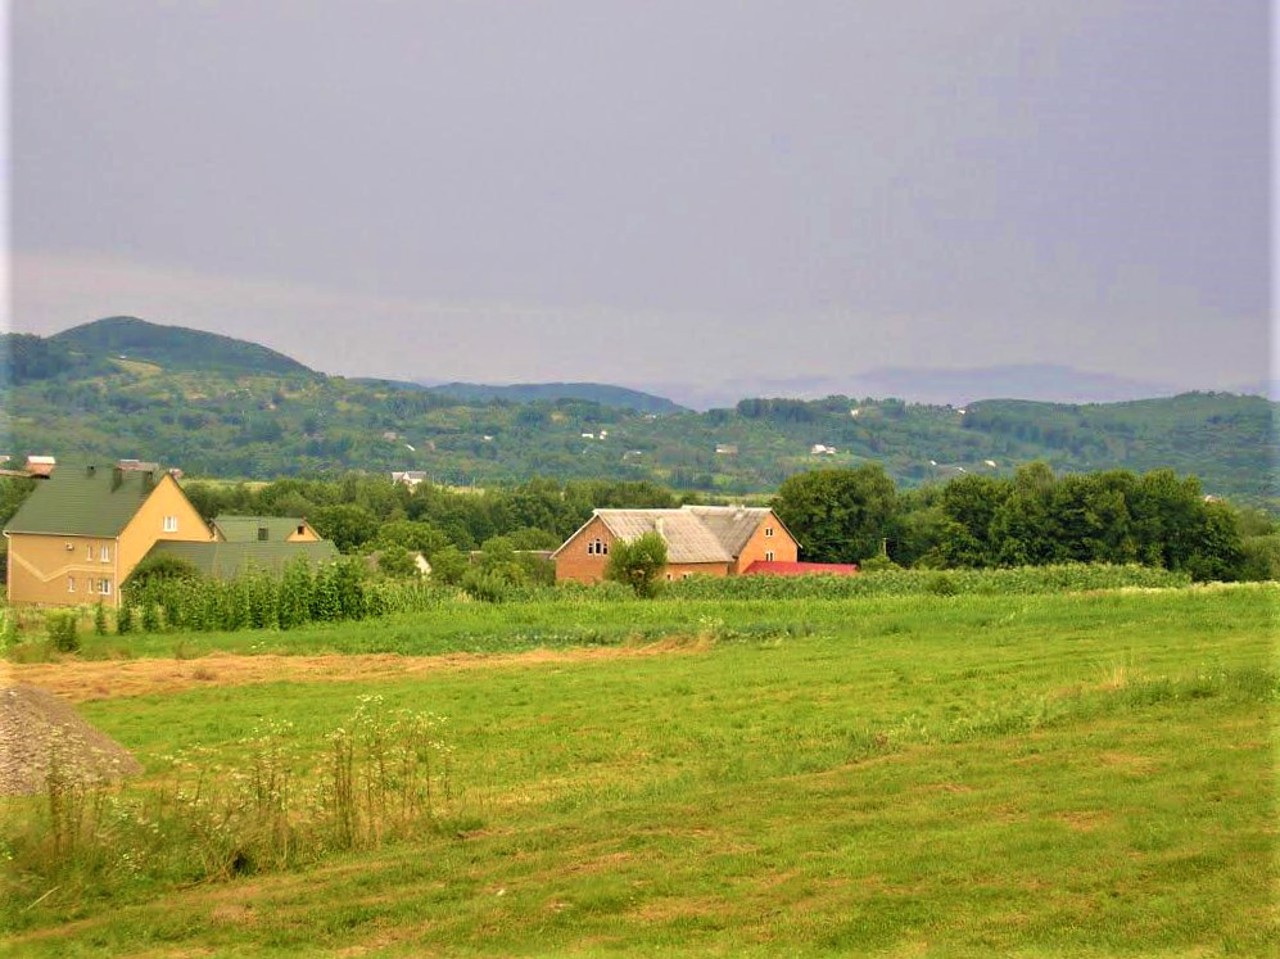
4,463,338,608
4,463,210,607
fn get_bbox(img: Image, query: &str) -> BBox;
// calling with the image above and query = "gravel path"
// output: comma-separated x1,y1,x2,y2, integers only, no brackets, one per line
0,684,142,795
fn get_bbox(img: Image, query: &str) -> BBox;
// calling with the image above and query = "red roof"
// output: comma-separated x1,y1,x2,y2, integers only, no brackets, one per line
743,561,860,577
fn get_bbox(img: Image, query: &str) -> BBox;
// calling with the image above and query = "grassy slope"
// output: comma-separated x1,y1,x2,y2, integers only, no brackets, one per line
3,586,1276,957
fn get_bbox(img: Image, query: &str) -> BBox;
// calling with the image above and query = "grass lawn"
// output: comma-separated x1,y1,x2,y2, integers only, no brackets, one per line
2,585,1276,957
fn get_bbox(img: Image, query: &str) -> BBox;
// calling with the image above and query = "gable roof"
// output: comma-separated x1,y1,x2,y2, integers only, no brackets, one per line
554,505,788,565
595,509,733,564
681,505,776,556
4,464,178,537
213,515,313,542
143,540,339,579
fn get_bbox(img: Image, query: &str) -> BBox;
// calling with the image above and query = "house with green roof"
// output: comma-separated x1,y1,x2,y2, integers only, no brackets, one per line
4,462,340,607
4,462,211,607
211,515,322,544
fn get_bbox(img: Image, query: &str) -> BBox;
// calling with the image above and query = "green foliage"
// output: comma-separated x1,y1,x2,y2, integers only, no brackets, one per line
427,546,468,586
116,600,134,635
605,531,668,597
663,563,1190,601
773,464,897,562
3,321,1272,504
45,611,80,652
376,546,420,579
311,504,380,552
93,602,108,637
124,554,202,589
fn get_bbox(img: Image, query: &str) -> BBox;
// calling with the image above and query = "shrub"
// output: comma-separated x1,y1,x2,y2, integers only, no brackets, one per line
605,531,668,598
46,611,80,653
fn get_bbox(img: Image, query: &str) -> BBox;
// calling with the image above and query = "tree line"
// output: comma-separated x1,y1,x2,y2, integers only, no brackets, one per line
773,464,1277,582
0,464,1274,590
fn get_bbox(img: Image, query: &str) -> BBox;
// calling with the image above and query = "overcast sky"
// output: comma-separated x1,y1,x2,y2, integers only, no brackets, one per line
7,1,1272,404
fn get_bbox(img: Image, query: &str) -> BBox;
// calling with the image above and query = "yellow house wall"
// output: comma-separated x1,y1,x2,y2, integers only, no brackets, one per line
6,533,123,607
116,475,213,588
286,523,321,542
734,512,800,573
7,474,212,608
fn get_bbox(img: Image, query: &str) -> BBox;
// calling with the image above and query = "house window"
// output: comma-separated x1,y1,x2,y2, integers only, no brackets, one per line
764,527,775,538
587,538,609,556
86,544,94,560
100,545,110,562
162,515,178,532
98,578,112,596
765,550,775,562
67,576,76,593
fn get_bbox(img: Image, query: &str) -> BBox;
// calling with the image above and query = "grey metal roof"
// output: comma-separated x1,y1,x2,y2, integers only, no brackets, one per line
681,505,775,557
594,509,733,563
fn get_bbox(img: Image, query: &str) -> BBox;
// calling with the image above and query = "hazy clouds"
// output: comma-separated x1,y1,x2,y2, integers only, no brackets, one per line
9,1,1271,400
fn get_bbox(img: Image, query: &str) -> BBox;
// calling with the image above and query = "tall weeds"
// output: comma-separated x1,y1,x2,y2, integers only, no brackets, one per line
4,699,464,914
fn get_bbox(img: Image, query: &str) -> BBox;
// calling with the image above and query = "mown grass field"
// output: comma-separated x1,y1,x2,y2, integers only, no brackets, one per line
3,585,1277,957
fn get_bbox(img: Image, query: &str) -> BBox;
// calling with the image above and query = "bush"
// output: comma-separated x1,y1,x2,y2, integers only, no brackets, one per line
605,531,668,598
46,611,80,653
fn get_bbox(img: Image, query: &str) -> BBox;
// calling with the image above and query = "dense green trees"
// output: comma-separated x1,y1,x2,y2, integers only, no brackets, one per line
773,466,898,563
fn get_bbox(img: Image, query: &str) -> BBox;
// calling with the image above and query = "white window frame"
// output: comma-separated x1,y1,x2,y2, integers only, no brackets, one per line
765,527,775,538
765,550,775,562
67,576,76,593
162,515,178,532
86,544,94,560
98,578,112,596
100,545,110,562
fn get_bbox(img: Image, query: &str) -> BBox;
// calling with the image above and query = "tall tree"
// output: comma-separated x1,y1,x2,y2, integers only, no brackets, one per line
772,466,897,563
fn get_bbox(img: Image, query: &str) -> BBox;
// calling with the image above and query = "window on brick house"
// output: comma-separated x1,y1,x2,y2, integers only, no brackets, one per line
587,538,608,555
765,527,775,537
99,579,112,596
100,545,110,562
67,576,76,593
765,550,775,562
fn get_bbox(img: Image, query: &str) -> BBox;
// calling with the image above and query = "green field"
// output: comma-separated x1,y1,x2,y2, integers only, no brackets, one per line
3,585,1277,957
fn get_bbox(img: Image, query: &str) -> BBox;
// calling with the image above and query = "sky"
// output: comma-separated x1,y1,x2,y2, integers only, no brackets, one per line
7,1,1273,407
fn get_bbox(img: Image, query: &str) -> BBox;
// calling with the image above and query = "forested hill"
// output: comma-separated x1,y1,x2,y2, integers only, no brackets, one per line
1,321,1273,505
50,316,316,376
424,382,685,414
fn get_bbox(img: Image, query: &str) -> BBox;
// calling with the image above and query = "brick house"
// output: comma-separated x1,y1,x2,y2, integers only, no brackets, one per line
553,505,800,584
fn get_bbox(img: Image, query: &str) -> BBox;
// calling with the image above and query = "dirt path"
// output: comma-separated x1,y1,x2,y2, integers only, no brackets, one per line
5,639,708,704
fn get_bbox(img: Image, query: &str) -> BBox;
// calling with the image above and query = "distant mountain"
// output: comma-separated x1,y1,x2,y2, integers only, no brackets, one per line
651,364,1181,410
424,381,686,414
5,319,1273,504
51,316,316,377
